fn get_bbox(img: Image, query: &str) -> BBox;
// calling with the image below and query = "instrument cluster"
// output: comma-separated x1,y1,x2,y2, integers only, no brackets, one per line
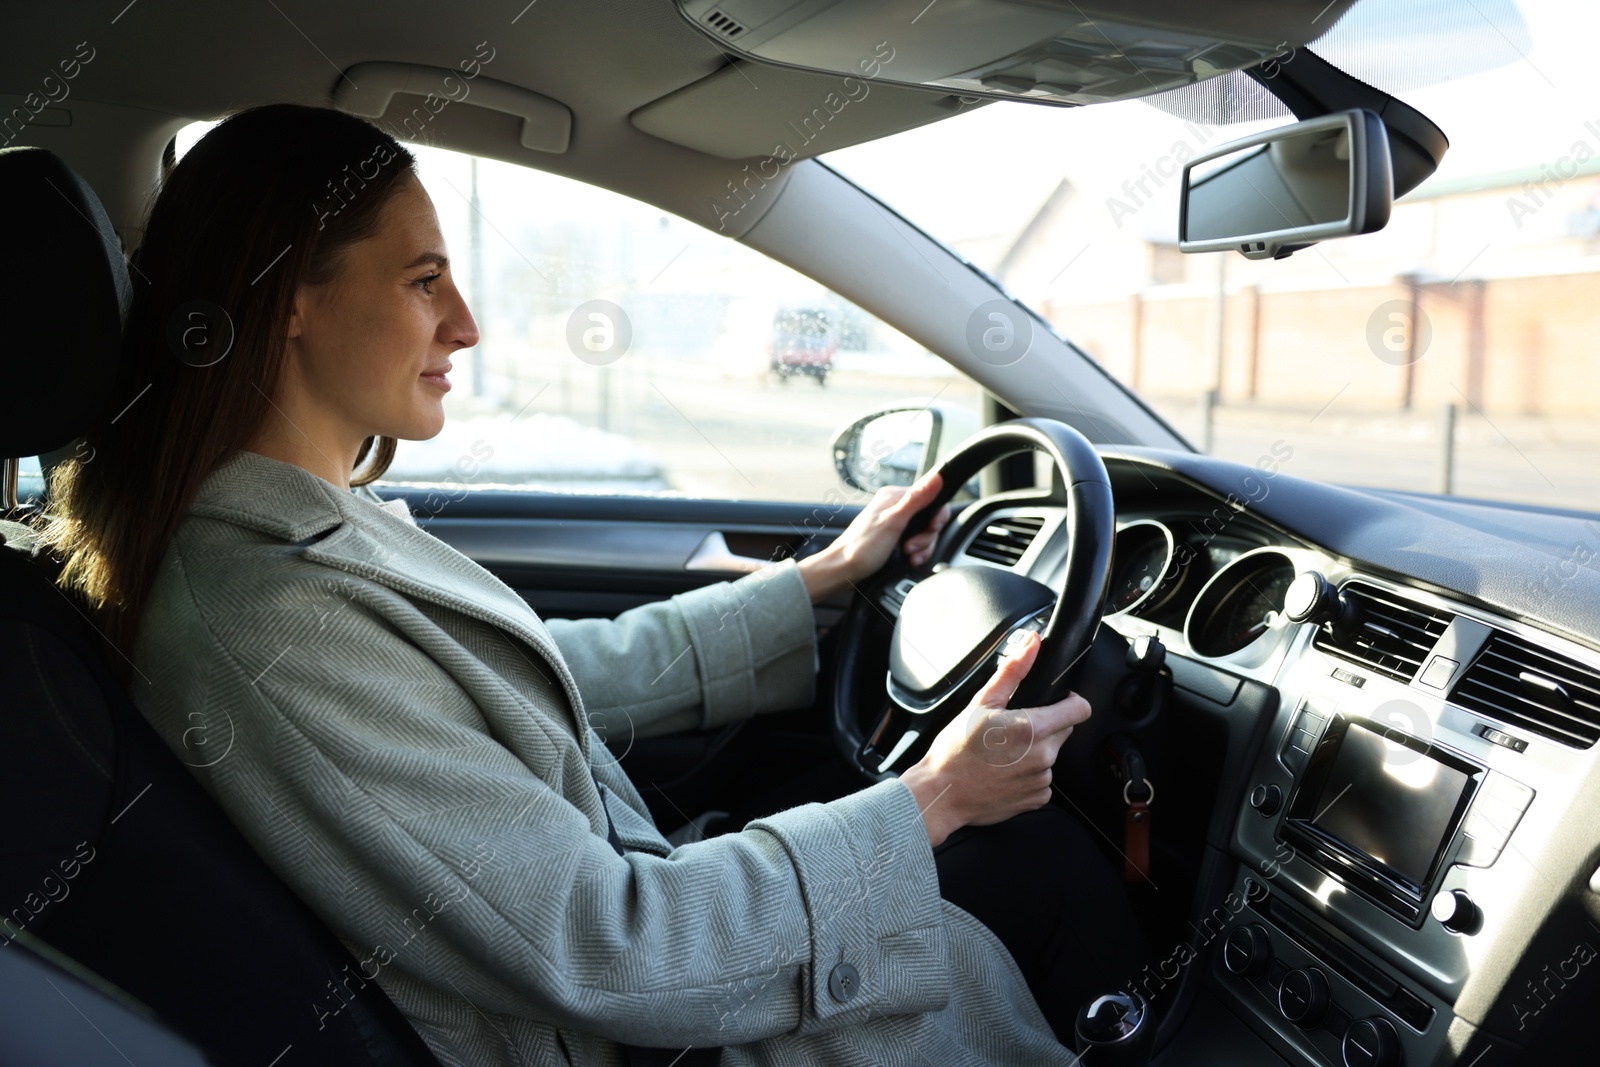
1107,516,1312,667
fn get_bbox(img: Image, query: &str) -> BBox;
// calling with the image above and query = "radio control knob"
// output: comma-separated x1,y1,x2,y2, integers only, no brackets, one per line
1278,967,1330,1028
1248,783,1282,816
1222,924,1273,979
1343,1017,1402,1067
1430,889,1480,935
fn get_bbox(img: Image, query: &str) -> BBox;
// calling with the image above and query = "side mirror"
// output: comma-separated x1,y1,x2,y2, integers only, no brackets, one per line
1179,108,1392,260
830,402,980,493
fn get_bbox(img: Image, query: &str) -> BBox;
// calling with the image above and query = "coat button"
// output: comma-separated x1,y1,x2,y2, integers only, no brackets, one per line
828,962,860,1003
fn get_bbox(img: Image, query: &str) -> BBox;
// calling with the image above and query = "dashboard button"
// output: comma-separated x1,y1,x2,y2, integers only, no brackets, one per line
1280,699,1334,774
1468,798,1517,833
1418,655,1458,689
1430,889,1480,935
1302,695,1337,724
1485,774,1534,808
1279,967,1330,1028
1477,725,1528,752
1343,1017,1402,1067
1249,784,1282,817
1462,809,1511,850
1330,667,1367,687
1222,924,1273,979
1000,628,1034,656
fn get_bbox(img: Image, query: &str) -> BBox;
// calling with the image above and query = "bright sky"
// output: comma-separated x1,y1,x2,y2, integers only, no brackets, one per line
824,0,1600,256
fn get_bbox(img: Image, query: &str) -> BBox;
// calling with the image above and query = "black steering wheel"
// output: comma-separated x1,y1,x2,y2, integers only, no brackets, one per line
830,418,1116,782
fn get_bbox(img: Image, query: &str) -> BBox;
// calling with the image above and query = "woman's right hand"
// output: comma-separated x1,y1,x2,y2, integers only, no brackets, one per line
900,630,1091,847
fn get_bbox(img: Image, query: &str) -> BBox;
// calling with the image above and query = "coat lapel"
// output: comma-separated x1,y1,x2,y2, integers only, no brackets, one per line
186,450,597,762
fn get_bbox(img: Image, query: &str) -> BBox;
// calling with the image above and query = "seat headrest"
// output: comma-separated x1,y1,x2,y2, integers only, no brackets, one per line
0,147,131,460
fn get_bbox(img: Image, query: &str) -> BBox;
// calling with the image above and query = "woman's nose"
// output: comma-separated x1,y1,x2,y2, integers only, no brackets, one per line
444,289,480,349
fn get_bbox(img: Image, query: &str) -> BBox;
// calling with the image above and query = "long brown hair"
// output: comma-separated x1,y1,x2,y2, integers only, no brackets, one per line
35,104,418,685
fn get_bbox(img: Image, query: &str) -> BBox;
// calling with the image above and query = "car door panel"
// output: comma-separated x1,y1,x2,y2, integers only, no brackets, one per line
389,489,855,614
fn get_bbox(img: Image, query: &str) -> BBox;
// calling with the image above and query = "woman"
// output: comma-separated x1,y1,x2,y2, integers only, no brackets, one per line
38,104,1145,1065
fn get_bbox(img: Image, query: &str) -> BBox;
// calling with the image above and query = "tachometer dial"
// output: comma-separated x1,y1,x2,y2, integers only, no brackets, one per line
1108,521,1176,617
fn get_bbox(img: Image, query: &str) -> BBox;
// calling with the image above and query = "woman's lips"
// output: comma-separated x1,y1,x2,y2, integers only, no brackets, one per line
421,363,452,390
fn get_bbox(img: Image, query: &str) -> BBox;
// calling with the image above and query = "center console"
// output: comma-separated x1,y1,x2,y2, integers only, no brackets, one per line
1197,576,1584,1067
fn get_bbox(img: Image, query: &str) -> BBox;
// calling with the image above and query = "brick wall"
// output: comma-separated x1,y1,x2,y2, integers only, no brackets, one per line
1045,270,1600,415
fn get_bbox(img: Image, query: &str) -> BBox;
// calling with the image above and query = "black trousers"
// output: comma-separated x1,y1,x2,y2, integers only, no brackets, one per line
714,753,1152,1050
933,805,1152,1046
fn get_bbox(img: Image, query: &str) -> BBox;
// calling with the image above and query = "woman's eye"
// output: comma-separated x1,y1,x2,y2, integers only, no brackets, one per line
413,271,442,293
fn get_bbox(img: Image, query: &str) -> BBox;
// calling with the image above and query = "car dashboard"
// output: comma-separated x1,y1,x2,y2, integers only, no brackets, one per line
940,447,1600,1066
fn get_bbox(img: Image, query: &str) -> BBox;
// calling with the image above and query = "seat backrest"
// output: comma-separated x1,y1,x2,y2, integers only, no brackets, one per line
0,929,212,1066
0,146,441,1067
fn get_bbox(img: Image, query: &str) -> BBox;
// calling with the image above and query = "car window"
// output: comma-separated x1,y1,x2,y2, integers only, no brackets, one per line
823,0,1600,514
171,124,983,506
13,455,44,507
399,145,983,504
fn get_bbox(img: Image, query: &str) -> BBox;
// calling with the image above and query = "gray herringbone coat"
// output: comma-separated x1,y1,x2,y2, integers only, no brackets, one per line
130,449,1076,1066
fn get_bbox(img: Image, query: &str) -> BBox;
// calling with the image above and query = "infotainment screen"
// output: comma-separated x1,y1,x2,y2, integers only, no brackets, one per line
1285,716,1479,907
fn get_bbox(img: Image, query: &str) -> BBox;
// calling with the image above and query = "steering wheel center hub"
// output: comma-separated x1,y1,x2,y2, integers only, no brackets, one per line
888,565,1055,712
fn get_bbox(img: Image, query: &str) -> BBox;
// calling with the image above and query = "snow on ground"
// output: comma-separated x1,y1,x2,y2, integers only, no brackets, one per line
386,412,668,492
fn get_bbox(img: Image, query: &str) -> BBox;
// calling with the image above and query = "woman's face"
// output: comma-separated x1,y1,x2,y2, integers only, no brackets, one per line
283,173,478,465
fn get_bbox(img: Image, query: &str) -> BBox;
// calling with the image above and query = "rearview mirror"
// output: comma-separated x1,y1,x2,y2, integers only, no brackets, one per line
1179,109,1392,260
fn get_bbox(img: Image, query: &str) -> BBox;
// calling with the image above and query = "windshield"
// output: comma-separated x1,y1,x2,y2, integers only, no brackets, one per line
824,0,1600,514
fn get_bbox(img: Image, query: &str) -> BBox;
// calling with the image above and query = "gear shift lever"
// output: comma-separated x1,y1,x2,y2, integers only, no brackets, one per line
1074,989,1154,1066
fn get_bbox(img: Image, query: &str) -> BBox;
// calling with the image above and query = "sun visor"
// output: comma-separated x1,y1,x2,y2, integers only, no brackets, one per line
334,62,572,153
671,0,1358,108
631,57,984,160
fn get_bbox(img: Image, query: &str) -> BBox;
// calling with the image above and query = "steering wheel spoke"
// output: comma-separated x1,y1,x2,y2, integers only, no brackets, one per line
855,702,926,777
874,574,923,619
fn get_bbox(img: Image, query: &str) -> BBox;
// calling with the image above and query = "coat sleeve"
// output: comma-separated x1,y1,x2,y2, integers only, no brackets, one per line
131,552,949,1049
544,559,818,738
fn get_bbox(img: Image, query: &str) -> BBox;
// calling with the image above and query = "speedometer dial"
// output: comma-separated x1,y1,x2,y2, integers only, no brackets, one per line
1186,550,1296,658
1108,521,1176,617
1217,567,1294,650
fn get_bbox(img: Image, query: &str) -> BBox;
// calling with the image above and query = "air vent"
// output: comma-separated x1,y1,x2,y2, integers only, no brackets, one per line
1451,631,1600,749
1312,582,1453,682
704,9,745,37
964,515,1047,568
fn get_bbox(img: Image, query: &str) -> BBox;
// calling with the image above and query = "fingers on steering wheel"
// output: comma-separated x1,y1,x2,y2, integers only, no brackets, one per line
977,633,1038,707
896,471,941,517
903,500,952,565
1035,693,1090,737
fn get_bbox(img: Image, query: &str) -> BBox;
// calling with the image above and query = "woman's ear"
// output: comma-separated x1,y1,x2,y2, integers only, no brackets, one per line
287,288,305,340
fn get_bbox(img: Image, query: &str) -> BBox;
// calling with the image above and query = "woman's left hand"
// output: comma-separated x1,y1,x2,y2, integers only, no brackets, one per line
797,471,952,603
